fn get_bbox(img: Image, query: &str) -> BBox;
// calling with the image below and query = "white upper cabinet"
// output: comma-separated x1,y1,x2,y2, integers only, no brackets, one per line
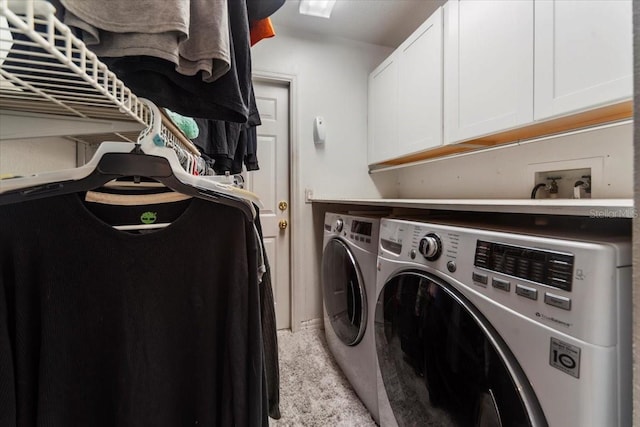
368,7,443,165
369,0,631,166
368,56,398,165
534,0,633,120
396,7,443,158
444,0,534,144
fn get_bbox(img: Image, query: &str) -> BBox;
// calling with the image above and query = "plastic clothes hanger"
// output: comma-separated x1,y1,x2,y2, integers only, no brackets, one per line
0,143,256,220
0,101,261,220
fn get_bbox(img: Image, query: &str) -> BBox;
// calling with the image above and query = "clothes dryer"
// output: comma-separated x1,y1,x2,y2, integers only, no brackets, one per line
322,212,381,422
375,218,631,427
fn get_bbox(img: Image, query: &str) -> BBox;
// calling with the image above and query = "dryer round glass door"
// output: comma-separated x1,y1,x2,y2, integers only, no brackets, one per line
375,272,546,427
321,238,367,346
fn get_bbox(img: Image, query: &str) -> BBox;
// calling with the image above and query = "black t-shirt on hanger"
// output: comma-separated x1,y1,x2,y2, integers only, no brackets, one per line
0,194,268,426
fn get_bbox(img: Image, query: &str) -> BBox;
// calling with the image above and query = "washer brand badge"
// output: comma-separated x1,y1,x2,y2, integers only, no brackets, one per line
549,337,581,378
535,311,572,328
140,211,157,224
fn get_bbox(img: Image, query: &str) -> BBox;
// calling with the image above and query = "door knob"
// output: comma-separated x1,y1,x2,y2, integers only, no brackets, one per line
278,201,288,211
279,219,288,230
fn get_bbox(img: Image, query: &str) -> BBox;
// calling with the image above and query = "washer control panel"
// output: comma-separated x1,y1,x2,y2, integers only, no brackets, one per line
377,218,630,347
474,240,574,292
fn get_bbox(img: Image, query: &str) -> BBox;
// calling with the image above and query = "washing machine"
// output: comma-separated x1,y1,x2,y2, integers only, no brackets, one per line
375,217,631,427
322,212,381,422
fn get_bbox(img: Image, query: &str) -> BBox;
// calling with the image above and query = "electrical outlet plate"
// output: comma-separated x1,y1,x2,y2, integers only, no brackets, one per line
304,188,314,203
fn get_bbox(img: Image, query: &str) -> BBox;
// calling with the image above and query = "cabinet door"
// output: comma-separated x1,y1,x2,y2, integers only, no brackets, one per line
368,56,398,165
397,7,443,156
444,0,534,144
534,0,632,120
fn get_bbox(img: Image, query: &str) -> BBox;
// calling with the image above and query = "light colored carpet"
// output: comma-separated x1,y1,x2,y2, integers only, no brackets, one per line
270,328,377,427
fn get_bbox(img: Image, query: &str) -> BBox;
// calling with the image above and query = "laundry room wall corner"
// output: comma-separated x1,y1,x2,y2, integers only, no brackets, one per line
251,26,396,197
252,26,396,327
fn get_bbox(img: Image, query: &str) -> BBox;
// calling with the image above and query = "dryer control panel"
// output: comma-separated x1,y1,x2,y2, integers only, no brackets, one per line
323,212,380,253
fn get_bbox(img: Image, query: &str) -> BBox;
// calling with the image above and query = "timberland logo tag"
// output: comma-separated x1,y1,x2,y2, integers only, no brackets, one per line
140,212,157,224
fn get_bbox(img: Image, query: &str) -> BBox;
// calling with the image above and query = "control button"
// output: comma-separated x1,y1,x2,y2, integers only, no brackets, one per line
492,278,511,292
335,219,344,232
472,272,488,287
409,249,417,260
447,261,457,273
366,238,371,244
516,284,538,300
544,293,571,311
531,261,545,283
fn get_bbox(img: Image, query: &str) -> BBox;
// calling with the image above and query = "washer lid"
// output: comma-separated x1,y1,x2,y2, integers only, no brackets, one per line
321,238,367,346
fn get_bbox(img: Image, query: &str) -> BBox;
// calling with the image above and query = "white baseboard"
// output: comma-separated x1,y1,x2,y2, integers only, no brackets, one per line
299,318,323,330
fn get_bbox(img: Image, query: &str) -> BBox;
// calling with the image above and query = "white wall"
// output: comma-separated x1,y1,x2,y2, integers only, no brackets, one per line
0,137,77,176
252,26,396,199
394,121,633,199
252,27,396,328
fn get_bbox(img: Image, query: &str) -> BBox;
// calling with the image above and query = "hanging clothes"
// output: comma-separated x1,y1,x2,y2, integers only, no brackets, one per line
59,0,231,83
246,0,286,23
99,0,252,122
253,208,281,420
0,194,268,426
192,84,261,174
7,0,284,124
1,1,285,423
239,125,260,172
250,18,276,46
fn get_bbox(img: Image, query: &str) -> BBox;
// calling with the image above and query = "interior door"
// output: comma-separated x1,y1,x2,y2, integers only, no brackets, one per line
246,80,290,330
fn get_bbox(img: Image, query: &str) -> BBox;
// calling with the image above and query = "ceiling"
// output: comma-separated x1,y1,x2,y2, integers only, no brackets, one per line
269,0,445,48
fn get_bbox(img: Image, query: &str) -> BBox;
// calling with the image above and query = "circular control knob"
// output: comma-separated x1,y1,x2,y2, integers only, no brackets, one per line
419,233,442,261
335,218,344,232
